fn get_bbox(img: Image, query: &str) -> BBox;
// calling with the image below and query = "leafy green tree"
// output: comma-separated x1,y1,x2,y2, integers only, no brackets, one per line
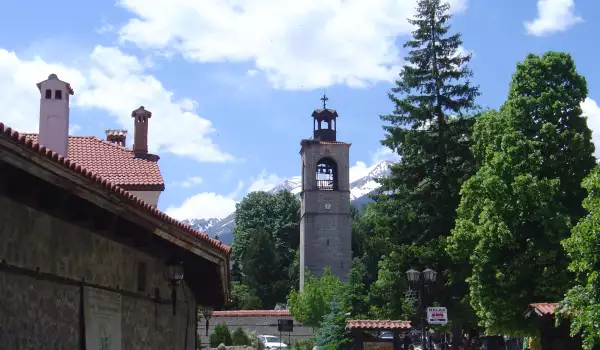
231,282,261,310
315,297,351,350
287,268,342,328
561,167,600,349
243,228,288,308
232,190,300,280
448,52,595,335
372,0,480,335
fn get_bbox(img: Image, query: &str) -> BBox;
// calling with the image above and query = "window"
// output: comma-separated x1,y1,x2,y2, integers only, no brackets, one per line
316,158,338,191
55,90,62,100
137,261,147,292
45,89,52,99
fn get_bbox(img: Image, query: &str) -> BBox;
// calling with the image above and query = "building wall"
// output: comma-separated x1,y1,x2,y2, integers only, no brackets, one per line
300,142,352,290
128,189,162,207
201,315,314,344
0,194,196,350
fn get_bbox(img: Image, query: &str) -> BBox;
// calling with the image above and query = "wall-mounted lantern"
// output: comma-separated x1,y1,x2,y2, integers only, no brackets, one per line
163,256,184,316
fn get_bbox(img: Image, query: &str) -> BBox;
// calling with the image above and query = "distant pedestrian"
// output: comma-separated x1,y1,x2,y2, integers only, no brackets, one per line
403,335,412,350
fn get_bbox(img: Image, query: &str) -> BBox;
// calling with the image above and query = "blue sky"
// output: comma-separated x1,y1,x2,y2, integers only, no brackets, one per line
0,0,598,220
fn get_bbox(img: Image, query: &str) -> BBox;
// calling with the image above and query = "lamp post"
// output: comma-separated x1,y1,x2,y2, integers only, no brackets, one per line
200,306,214,337
406,268,437,350
164,257,184,316
198,306,213,349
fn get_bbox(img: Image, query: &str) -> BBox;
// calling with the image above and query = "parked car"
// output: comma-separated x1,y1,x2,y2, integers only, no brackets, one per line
258,335,288,350
379,332,394,340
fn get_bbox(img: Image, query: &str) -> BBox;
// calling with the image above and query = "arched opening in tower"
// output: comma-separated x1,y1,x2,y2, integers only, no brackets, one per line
316,158,338,191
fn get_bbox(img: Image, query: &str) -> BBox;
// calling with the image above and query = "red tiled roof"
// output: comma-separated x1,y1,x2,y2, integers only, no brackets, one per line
346,320,412,330
0,123,231,256
213,310,292,317
24,134,164,190
527,303,562,316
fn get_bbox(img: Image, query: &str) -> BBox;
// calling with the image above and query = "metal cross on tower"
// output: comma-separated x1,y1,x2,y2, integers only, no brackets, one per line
320,93,329,109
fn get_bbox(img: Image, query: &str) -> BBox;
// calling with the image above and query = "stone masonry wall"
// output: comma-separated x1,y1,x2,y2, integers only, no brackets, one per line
0,194,196,350
201,315,314,344
300,141,352,289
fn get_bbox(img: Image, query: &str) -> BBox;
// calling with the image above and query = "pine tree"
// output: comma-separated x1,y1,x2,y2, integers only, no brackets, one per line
315,297,350,350
372,0,480,338
379,0,479,242
242,229,287,308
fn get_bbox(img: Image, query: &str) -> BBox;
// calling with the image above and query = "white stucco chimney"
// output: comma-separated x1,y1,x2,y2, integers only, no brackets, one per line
37,74,74,157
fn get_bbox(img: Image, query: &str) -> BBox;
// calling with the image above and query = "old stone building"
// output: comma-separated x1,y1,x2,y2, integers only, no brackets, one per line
0,74,231,349
299,96,352,291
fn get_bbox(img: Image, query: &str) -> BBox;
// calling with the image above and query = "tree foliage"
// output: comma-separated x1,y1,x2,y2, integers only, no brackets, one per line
287,268,343,328
231,282,261,310
341,258,370,319
372,0,480,332
232,190,300,269
210,323,233,347
231,190,301,307
232,327,251,346
315,298,351,350
448,52,595,335
561,167,600,349
242,228,287,308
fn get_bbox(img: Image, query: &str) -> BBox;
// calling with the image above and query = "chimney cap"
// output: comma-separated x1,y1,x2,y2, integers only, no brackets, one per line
132,106,152,118
37,73,74,95
105,129,128,137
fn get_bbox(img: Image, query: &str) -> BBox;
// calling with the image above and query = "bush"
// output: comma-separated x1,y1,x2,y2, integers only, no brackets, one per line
210,323,233,347
232,327,251,346
245,330,264,350
294,337,315,350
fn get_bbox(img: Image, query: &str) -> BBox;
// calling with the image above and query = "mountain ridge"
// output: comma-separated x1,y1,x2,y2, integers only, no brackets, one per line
183,160,393,245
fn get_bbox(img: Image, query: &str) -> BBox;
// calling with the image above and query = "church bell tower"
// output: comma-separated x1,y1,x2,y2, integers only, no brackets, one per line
299,94,352,291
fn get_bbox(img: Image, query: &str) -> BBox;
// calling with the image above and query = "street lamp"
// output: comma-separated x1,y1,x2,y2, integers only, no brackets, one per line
200,306,214,337
164,256,184,316
406,268,437,350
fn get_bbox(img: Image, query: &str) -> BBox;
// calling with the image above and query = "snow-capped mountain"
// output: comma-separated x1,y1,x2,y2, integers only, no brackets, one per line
184,218,222,233
183,160,393,245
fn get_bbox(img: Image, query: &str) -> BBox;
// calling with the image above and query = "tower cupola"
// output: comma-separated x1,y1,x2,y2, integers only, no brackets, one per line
312,93,338,141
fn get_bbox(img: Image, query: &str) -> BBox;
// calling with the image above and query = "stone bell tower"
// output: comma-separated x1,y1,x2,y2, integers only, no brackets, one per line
299,94,352,291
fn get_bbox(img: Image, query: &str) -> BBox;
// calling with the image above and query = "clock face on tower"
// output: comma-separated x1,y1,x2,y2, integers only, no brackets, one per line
324,203,332,210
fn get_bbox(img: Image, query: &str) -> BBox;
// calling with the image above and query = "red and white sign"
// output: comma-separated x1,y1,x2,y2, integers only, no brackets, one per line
427,307,448,325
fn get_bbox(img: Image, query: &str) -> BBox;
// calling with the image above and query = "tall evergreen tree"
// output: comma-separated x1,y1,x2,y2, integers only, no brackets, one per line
242,228,287,308
378,0,479,241
372,0,480,336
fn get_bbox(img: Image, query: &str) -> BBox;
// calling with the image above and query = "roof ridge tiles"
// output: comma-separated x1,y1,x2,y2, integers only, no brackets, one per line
0,122,231,256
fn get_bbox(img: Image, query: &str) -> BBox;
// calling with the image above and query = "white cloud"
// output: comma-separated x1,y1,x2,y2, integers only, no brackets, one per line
350,146,399,183
371,146,401,164
165,170,283,221
246,169,285,193
172,176,203,188
117,0,468,90
0,50,86,133
169,146,398,220
582,98,600,158
165,192,237,220
0,46,233,163
525,0,582,36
